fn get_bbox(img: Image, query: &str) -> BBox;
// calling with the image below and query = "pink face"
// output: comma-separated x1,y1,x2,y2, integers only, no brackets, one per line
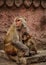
15,19,22,27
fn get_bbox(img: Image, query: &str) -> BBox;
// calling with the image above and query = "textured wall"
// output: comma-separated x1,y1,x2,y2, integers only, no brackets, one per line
0,6,46,49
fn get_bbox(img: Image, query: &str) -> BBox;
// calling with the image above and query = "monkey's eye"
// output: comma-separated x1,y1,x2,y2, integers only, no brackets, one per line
18,20,20,21
17,20,20,21
16,19,20,22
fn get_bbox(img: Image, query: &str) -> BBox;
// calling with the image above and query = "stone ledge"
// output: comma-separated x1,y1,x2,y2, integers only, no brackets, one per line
19,50,46,65
0,50,46,65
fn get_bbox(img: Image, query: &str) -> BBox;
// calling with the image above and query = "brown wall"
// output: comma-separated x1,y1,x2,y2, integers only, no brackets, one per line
0,6,46,49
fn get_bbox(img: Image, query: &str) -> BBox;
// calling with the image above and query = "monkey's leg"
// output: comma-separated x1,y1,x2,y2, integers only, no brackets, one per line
27,39,37,55
12,41,29,56
4,43,19,61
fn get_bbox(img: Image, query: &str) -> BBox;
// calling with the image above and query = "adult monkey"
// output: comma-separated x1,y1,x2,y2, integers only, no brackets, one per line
4,17,37,61
4,17,29,61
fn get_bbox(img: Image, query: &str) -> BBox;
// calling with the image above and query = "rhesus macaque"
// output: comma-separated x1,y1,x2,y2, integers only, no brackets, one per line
4,17,37,61
4,17,29,61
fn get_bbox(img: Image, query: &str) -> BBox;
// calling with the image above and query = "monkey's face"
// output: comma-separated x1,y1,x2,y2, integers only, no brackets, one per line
15,19,22,28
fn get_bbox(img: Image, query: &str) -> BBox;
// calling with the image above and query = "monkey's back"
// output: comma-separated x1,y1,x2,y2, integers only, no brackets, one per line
4,23,19,56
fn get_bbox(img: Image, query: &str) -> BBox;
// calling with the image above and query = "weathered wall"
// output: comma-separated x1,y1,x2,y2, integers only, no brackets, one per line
0,5,46,50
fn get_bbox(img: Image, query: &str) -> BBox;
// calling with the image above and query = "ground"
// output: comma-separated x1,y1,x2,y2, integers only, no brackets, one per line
0,50,46,65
